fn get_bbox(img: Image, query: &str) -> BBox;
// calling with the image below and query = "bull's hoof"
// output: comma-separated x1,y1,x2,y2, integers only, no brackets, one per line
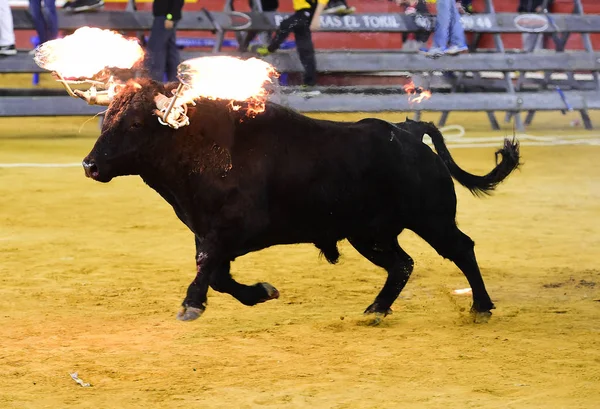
470,301,495,323
365,312,387,326
364,303,393,317
176,305,205,321
470,308,492,324
257,282,280,303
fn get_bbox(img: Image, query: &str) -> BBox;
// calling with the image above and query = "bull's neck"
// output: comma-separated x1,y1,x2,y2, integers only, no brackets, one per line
138,147,201,234
139,128,201,178
138,133,231,238
137,129,229,200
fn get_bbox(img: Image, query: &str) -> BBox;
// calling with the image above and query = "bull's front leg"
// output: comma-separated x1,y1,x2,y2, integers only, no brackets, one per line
208,261,280,307
177,249,213,321
177,237,279,322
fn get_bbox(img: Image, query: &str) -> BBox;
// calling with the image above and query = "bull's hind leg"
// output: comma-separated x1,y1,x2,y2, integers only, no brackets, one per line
348,236,414,316
413,222,495,322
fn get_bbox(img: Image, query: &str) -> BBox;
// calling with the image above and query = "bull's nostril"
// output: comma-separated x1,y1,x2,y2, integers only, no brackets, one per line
82,159,99,178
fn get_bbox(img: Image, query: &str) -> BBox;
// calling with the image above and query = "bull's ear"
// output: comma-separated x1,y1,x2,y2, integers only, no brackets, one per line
191,101,235,150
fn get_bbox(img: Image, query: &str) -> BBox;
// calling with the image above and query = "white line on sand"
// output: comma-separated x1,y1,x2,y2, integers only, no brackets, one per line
0,163,81,168
1,132,599,168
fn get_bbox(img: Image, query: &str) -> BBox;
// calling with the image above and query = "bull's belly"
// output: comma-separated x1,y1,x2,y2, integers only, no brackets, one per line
247,202,404,248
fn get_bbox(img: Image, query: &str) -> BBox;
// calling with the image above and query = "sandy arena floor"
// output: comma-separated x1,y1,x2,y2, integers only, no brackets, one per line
0,111,599,408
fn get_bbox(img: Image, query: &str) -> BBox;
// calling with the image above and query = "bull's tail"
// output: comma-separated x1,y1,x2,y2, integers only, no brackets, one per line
423,121,521,196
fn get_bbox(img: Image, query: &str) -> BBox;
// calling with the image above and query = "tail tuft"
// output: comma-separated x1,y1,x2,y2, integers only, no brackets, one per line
478,136,521,195
496,137,521,169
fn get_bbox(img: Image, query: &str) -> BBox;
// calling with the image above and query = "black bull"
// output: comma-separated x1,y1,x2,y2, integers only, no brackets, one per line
82,80,520,322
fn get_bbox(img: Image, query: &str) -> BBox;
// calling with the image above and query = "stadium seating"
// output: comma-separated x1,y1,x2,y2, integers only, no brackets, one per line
2,0,600,130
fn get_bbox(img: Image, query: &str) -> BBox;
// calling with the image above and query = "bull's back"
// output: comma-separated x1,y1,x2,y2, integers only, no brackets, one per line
237,111,453,239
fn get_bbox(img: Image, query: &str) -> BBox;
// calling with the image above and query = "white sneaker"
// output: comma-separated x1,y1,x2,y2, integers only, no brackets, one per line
445,45,468,55
424,47,445,58
322,3,346,14
0,44,17,56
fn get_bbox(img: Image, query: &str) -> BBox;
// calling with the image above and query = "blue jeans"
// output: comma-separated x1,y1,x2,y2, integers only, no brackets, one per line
29,0,58,44
147,17,180,82
432,0,466,50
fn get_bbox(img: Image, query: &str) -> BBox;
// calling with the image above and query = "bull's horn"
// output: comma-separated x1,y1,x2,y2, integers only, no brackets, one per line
154,93,171,111
73,88,111,106
153,90,190,129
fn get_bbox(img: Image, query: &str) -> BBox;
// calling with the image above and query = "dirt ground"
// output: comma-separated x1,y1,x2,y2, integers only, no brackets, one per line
1,111,599,408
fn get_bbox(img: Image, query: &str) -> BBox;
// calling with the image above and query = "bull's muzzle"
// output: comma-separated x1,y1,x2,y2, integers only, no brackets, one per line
82,158,99,179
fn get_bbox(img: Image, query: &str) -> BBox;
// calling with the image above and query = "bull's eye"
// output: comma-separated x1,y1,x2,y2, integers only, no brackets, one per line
131,121,143,129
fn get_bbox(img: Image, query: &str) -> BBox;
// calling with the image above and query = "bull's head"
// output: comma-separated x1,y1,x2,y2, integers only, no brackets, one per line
81,79,236,183
67,75,190,130
81,79,175,182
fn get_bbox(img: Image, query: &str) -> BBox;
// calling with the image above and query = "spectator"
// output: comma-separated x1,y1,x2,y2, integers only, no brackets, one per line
29,0,58,48
256,0,328,87
518,0,554,52
242,0,279,46
146,0,184,82
518,0,554,13
323,0,354,15
63,0,104,12
0,0,16,56
397,0,431,51
421,0,468,58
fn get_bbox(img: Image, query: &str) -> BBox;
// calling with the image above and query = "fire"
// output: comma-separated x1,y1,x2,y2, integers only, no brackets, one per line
34,27,144,79
177,56,278,116
403,81,432,105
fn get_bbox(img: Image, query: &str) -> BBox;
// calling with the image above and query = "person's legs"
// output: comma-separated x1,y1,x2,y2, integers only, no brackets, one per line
250,0,279,46
0,0,16,48
29,0,48,43
431,0,450,51
43,0,59,41
266,11,305,53
415,0,429,15
65,0,104,13
293,13,317,85
146,17,169,82
448,0,466,47
337,0,355,14
165,25,180,82
323,0,347,15
414,0,431,44
260,0,278,11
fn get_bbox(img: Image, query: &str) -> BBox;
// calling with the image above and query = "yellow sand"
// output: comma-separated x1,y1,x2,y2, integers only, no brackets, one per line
0,111,599,408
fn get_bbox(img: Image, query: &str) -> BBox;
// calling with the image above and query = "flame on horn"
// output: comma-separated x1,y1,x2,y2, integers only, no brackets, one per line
176,56,278,117
34,27,144,80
